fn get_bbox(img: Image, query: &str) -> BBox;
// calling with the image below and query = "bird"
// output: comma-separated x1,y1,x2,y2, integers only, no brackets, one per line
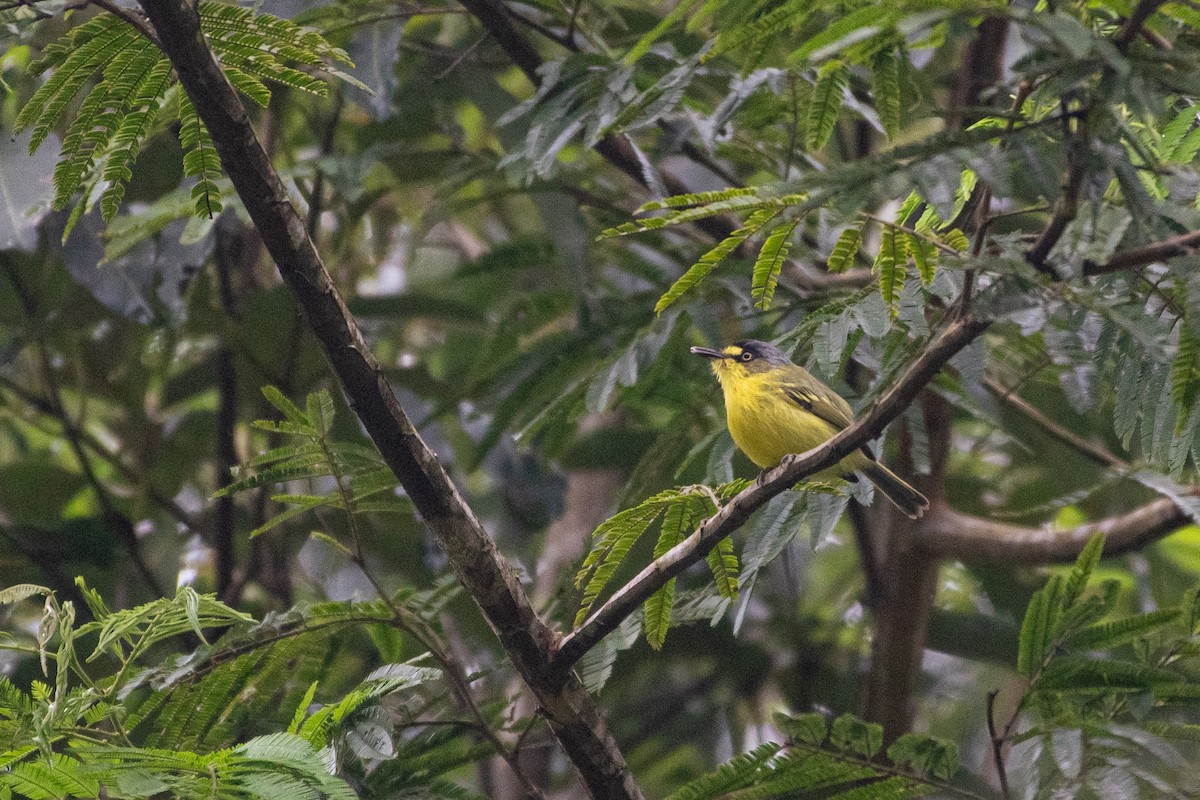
690,339,929,519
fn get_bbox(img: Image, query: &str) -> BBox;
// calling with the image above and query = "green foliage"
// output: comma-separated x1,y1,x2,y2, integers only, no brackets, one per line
1008,534,1200,796
666,711,966,800
827,224,864,273
216,387,412,539
9,0,1200,796
0,583,488,800
751,216,799,309
13,3,357,226
179,95,223,218
573,481,748,631
653,206,783,314
805,60,848,152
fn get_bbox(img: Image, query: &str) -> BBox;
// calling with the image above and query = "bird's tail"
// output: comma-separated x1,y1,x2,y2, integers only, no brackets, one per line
861,463,929,519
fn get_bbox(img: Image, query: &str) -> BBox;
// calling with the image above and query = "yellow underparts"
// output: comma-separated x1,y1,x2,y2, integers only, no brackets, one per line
719,370,869,477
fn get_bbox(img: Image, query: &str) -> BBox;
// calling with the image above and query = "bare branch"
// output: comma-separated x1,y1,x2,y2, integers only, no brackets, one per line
552,314,991,675
919,500,1189,563
1084,228,1200,275
986,690,1012,800
134,2,641,797
1024,126,1086,272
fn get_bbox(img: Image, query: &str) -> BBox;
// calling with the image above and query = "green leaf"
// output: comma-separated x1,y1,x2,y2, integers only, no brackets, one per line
706,537,739,600
793,6,894,62
654,207,782,314
752,218,800,310
908,234,938,285
703,0,806,63
643,500,695,650
261,386,314,430
1160,106,1196,160
1036,657,1179,692
1063,533,1105,608
635,187,761,214
827,224,864,273
804,60,848,151
940,227,969,251
16,16,140,152
250,496,328,538
98,58,174,220
0,584,53,605
1153,683,1200,705
575,503,668,626
872,48,901,139
180,95,224,218
604,191,784,239
1064,609,1180,650
51,39,157,211
887,733,960,779
874,223,908,313
830,713,883,758
222,65,272,107
1171,323,1200,421
306,389,336,436
665,742,782,800
1018,574,1065,679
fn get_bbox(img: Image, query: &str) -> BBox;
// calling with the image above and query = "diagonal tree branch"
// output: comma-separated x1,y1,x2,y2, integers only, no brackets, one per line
1115,0,1167,50
132,3,641,797
984,376,1127,469
552,314,992,676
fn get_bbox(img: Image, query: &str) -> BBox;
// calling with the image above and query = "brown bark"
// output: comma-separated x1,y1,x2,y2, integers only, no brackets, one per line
133,3,640,797
863,394,949,741
920,500,1190,563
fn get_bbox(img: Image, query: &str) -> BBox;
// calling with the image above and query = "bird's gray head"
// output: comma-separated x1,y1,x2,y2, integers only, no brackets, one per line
689,339,795,377
733,340,793,366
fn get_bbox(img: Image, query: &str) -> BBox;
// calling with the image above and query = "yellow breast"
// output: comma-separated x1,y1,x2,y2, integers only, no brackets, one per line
720,373,860,476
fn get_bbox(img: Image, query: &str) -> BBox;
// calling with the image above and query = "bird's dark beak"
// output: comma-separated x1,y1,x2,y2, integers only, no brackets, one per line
690,346,725,359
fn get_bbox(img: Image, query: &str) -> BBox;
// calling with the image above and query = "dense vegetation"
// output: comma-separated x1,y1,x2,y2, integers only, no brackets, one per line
3,0,1200,797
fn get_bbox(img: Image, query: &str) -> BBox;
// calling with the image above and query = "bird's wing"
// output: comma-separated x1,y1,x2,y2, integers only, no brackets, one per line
781,385,854,430
782,377,878,460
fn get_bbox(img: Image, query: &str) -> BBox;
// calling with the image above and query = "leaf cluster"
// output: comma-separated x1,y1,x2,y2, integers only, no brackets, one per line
13,4,359,229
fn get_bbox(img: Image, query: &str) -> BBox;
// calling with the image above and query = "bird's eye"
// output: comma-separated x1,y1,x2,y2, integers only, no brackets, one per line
740,352,753,362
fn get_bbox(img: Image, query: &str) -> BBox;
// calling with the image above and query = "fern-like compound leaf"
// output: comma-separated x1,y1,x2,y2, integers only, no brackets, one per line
872,47,901,139
18,18,141,153
99,58,174,220
180,96,224,218
655,206,782,314
752,218,799,310
827,224,864,273
805,60,848,151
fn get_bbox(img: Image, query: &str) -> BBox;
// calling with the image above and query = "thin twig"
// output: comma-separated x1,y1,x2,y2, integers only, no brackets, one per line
986,690,1012,800
983,376,1127,469
565,0,583,45
1025,99,1087,272
434,32,491,80
859,213,965,256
